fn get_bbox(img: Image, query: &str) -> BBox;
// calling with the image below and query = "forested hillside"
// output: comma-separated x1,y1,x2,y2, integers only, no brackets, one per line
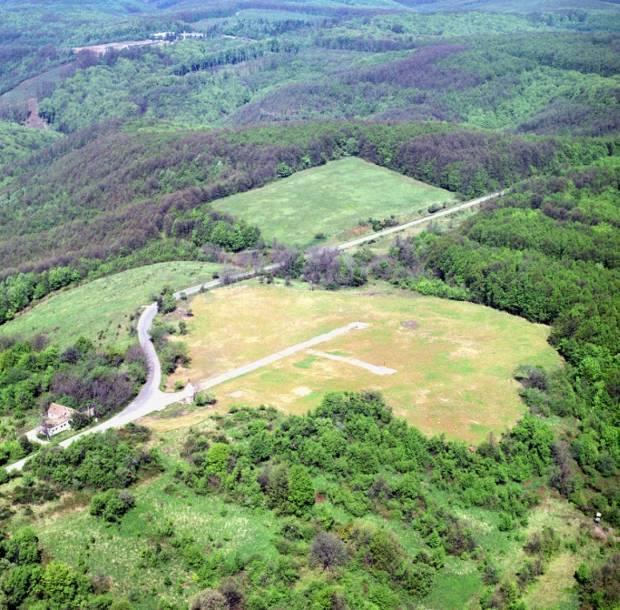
2,2,619,132
0,0,618,608
358,162,620,524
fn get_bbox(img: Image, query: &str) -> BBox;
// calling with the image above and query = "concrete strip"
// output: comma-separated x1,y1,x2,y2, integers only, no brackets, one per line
196,322,370,391
307,349,396,376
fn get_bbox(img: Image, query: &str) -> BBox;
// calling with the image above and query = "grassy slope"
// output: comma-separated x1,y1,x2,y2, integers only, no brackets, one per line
32,470,280,609
212,157,456,247
0,262,223,350
165,281,560,443
0,121,61,168
27,418,598,610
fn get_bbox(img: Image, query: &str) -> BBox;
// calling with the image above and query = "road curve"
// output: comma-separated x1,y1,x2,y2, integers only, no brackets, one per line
5,190,503,472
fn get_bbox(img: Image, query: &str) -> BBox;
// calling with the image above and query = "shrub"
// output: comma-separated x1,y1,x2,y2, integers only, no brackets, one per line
310,532,348,569
89,490,135,523
195,392,217,407
190,588,229,610
156,287,177,314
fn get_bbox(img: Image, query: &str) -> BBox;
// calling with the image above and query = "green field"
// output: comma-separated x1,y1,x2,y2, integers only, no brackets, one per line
0,262,223,349
212,158,457,246
0,121,60,169
165,281,561,443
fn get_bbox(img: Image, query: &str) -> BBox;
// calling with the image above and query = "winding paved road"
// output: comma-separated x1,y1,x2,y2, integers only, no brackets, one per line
5,190,502,472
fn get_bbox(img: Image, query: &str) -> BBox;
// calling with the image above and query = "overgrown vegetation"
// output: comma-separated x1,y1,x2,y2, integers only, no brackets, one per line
0,335,147,457
0,426,156,608
5,392,614,608
364,162,620,527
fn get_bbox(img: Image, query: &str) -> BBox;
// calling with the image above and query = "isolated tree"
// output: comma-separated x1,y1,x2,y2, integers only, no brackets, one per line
310,532,348,569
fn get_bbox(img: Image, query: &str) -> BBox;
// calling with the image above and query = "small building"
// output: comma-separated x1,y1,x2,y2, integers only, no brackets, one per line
179,31,206,40
152,31,175,40
40,403,75,438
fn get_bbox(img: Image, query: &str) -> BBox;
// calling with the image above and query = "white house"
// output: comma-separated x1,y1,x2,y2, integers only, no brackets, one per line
40,403,75,438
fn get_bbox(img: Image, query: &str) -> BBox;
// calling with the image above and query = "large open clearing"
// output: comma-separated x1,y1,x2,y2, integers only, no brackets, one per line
167,282,560,443
211,157,456,247
0,261,223,349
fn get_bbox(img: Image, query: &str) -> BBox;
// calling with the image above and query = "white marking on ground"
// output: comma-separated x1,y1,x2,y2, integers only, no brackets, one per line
307,349,396,376
196,322,370,391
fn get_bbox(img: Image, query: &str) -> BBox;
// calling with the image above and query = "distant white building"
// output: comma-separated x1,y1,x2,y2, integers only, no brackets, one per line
179,31,206,40
152,32,175,40
40,403,75,438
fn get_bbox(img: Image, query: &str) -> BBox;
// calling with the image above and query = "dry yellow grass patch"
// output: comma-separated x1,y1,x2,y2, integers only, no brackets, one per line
167,282,560,443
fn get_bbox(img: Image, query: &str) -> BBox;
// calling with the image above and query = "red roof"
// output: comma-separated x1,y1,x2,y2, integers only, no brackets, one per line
46,402,75,423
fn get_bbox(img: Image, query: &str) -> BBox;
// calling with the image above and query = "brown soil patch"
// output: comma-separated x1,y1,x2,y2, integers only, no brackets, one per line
25,98,48,129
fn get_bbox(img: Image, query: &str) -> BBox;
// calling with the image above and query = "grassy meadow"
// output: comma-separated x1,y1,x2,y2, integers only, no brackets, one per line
212,158,457,247
0,262,223,349
30,470,280,609
165,281,560,443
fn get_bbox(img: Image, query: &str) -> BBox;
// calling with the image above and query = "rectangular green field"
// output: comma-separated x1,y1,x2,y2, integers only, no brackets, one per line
212,157,456,247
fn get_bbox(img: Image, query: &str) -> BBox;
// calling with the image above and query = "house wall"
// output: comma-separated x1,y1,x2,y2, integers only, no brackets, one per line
47,420,71,437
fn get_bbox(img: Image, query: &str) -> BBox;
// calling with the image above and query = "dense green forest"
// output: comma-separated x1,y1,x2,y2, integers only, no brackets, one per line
0,121,614,321
0,0,618,608
1,1,619,132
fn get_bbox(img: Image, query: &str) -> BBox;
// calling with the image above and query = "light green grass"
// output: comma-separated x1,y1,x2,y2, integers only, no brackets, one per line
0,121,60,168
33,472,280,609
212,157,456,246
423,557,482,610
0,262,223,350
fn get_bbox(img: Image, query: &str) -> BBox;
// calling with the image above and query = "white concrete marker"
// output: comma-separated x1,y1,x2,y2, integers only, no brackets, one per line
307,349,396,376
